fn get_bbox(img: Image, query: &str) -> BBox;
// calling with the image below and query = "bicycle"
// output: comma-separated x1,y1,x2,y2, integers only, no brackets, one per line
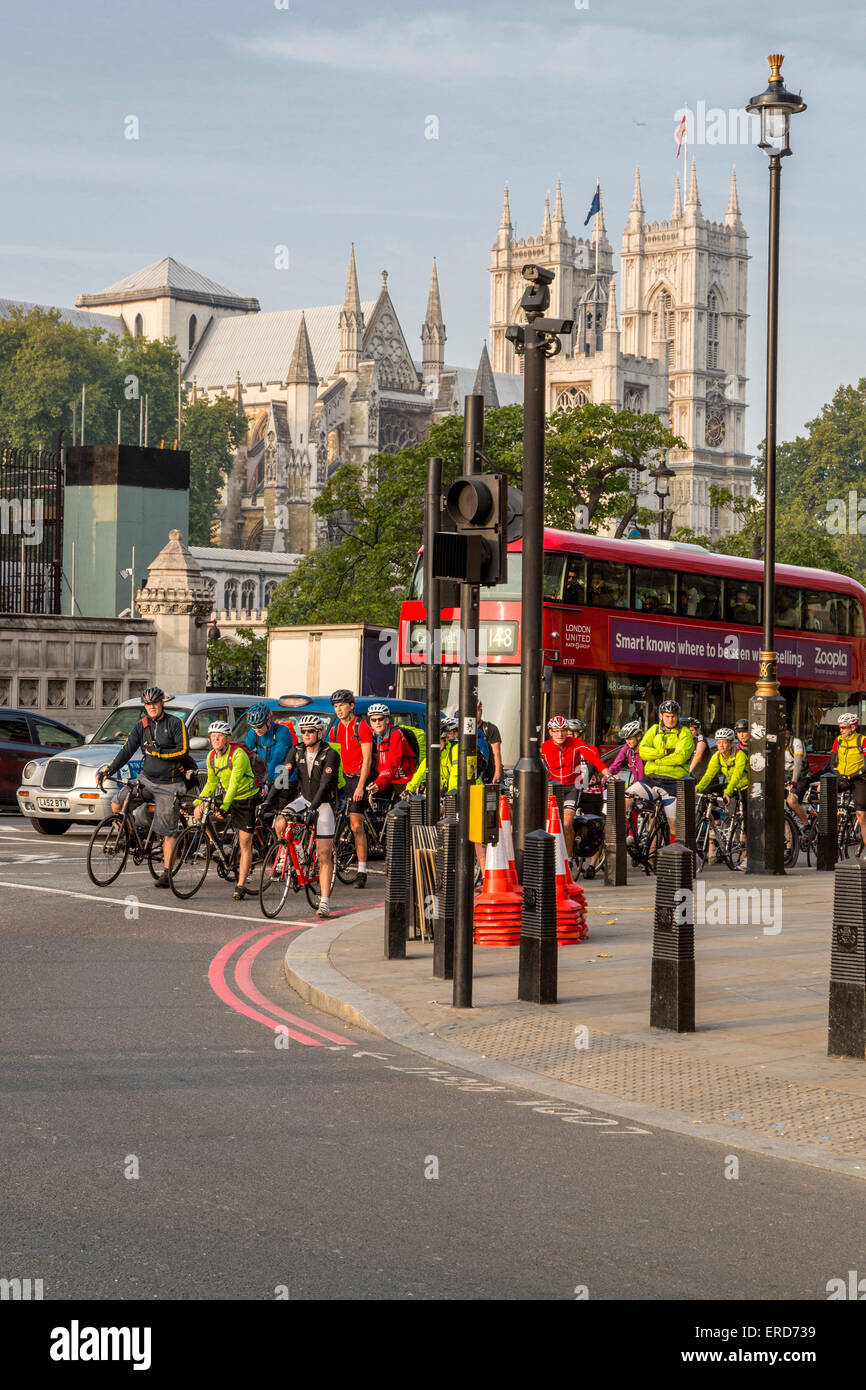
259,810,325,917
627,787,671,875
568,782,606,881
168,794,271,900
86,779,191,887
332,791,392,885
695,792,747,871
836,787,866,860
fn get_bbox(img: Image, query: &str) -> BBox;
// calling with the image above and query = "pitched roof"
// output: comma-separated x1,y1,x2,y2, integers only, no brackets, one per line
0,298,125,336
184,302,376,391
77,257,258,311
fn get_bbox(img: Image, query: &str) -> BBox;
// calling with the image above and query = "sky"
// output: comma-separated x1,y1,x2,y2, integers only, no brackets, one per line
1,0,862,459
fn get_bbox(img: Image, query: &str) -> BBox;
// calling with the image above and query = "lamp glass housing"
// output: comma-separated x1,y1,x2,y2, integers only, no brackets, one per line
760,105,790,154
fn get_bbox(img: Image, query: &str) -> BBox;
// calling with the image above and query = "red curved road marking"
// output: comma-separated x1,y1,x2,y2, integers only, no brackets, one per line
233,930,353,1044
208,925,322,1045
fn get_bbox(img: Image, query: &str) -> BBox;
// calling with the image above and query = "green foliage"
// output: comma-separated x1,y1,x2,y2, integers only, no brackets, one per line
268,402,683,628
0,306,245,548
207,627,267,681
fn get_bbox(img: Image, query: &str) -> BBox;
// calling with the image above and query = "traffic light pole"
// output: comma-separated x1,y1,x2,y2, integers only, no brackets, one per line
512,324,547,876
424,456,442,827
453,394,484,1009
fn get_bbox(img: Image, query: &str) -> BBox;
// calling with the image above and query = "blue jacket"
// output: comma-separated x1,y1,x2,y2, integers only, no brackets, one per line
245,720,295,784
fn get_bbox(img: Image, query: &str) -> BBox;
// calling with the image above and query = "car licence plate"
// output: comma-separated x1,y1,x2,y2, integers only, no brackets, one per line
37,798,70,811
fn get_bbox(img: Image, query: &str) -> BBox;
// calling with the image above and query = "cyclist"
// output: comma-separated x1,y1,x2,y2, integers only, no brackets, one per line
541,714,607,859
477,700,503,785
734,717,750,757
263,714,340,918
96,686,193,888
406,714,454,795
829,711,866,851
328,689,374,890
634,699,694,838
685,716,710,779
244,701,296,788
785,727,814,836
608,720,645,785
365,703,418,807
696,727,748,867
193,721,260,901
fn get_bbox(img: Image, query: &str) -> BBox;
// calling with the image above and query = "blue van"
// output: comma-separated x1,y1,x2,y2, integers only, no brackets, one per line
230,694,426,743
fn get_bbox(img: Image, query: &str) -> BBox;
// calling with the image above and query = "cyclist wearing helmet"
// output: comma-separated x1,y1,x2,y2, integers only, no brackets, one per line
96,687,193,888
244,701,296,786
366,704,418,805
263,715,340,917
634,699,694,836
734,718,749,757
328,690,374,889
829,712,866,850
696,728,748,799
685,716,709,779
406,714,455,795
194,722,260,900
608,721,645,785
785,726,813,836
541,714,607,857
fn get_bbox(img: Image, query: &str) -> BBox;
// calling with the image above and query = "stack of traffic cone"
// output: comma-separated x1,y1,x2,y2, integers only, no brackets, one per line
545,794,589,944
474,797,523,947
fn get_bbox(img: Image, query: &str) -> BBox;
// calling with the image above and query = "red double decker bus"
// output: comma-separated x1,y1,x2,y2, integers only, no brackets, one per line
397,530,866,768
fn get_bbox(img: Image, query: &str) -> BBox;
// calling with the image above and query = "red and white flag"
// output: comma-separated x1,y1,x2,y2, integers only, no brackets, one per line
675,111,687,157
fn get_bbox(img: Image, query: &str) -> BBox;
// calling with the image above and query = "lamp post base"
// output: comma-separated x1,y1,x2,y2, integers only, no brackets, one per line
745,691,786,875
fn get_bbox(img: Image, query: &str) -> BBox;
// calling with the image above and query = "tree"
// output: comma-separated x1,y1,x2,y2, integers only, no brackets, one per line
206,627,267,685
268,402,682,629
673,486,854,575
182,396,247,546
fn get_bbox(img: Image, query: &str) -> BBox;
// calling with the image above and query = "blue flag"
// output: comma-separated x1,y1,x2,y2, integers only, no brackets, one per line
584,186,600,226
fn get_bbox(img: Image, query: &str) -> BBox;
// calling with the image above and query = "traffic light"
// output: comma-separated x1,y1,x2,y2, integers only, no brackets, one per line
432,472,508,585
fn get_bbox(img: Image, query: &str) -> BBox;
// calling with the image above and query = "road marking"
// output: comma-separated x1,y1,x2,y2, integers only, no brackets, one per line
0,879,318,926
233,930,353,1044
208,927,323,1045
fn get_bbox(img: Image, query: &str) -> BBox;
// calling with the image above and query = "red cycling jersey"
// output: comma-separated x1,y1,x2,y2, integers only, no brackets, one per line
540,735,607,786
329,715,373,776
372,725,417,790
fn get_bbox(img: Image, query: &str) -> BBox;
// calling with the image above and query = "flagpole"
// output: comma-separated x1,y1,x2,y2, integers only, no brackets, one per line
594,179,599,277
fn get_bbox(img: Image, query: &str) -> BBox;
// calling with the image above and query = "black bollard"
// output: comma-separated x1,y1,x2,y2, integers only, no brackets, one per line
518,830,558,1004
406,794,426,830
828,860,866,1058
433,816,457,980
384,804,410,960
816,773,838,872
442,790,458,820
650,842,695,1032
675,777,696,855
604,777,628,886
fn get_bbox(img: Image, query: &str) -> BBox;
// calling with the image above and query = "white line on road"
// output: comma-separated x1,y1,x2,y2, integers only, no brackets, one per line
0,878,316,927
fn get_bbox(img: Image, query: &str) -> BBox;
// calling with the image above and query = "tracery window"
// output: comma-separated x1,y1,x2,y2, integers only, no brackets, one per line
555,386,589,411
241,579,257,614
707,292,720,370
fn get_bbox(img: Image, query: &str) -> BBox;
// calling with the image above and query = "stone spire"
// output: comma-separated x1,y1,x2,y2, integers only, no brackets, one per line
339,243,363,373
497,185,513,246
725,166,742,228
542,190,552,237
627,167,645,230
421,257,446,385
592,183,609,247
686,156,701,208
472,341,499,409
672,175,682,221
552,176,565,227
605,276,618,332
287,312,317,385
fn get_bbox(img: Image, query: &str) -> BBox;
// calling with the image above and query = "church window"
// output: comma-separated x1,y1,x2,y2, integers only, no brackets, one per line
624,388,643,414
380,419,420,453
134,313,143,339
188,315,197,351
202,577,216,610
223,580,239,612
707,293,720,370
241,579,257,614
555,387,589,412
264,580,278,606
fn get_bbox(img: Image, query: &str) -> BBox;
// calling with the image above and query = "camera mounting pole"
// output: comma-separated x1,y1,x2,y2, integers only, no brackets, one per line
507,266,573,874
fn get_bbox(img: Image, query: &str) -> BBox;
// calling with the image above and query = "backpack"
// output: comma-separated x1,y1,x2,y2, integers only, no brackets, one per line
395,724,421,762
209,741,265,789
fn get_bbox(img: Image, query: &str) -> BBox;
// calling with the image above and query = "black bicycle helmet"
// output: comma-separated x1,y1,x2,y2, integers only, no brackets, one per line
330,689,355,706
141,686,166,704
658,699,680,714
734,717,749,732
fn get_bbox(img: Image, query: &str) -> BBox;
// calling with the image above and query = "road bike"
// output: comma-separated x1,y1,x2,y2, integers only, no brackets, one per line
86,779,192,887
167,794,271,900
836,786,866,860
259,811,326,917
626,787,671,875
695,792,748,871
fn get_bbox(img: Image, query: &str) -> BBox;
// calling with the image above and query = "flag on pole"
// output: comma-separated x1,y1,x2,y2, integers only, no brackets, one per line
583,183,601,226
676,110,687,157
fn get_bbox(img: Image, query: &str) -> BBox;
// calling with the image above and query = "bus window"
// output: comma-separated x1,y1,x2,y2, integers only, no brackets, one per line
774,587,800,629
543,553,566,601
562,555,586,605
407,554,423,600
633,567,676,616
482,551,522,600
678,573,720,620
724,579,762,626
800,688,857,753
601,673,665,742
729,683,752,727
549,672,573,721
802,589,850,635
586,560,629,609
575,676,598,744
853,602,866,637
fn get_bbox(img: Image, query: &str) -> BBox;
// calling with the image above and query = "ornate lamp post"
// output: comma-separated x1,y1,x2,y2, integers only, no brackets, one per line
652,459,675,539
745,54,806,875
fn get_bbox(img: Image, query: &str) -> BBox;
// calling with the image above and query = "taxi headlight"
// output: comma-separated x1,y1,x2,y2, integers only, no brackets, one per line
22,762,38,780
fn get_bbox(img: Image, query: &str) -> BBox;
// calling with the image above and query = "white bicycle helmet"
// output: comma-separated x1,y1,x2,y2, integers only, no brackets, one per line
620,720,642,739
298,713,324,731
367,702,390,719
548,715,568,731
838,712,859,727
208,721,232,736
714,727,735,740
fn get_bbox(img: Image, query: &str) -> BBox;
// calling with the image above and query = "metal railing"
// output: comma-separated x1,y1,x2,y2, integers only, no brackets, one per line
0,441,63,614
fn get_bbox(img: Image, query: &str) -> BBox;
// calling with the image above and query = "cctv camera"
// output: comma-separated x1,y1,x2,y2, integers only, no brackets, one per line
521,264,555,286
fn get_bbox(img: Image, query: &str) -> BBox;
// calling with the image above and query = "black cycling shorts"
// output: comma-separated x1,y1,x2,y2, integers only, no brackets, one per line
792,773,821,802
343,774,371,813
841,776,866,811
221,797,259,833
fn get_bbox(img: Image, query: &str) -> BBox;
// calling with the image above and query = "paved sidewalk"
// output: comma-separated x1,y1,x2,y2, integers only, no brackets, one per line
285,864,866,1180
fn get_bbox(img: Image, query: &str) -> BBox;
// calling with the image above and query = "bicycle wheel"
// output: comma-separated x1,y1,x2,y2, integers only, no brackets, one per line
304,837,322,910
644,809,670,874
334,814,359,885
260,841,295,919
87,816,130,887
783,811,800,868
146,832,164,881
169,825,211,899
694,813,711,871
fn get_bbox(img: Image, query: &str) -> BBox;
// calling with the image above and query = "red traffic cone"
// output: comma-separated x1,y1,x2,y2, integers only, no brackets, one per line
545,794,583,944
474,801,523,947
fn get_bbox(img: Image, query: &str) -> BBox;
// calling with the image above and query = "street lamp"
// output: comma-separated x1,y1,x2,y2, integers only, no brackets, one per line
745,53,806,875
652,459,675,539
